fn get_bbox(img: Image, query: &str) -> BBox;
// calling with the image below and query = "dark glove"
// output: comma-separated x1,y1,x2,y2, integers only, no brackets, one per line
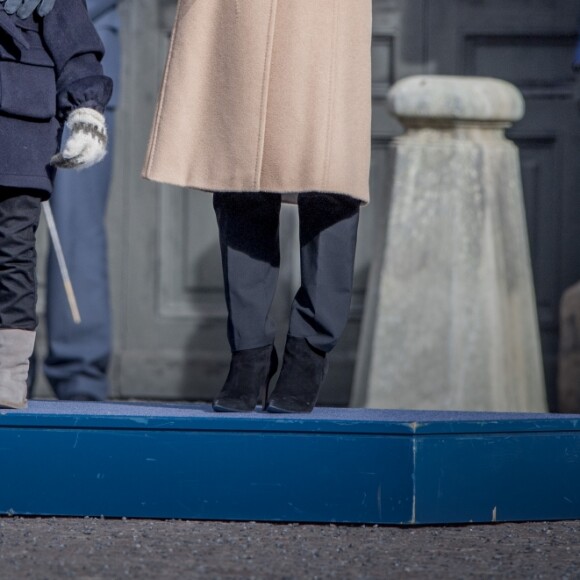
0,0,56,19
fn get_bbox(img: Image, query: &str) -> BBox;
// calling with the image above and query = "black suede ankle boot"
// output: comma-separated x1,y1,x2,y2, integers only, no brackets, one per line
265,336,328,413
212,345,278,412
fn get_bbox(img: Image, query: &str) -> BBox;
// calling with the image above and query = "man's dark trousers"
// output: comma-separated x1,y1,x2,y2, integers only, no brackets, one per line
213,192,361,355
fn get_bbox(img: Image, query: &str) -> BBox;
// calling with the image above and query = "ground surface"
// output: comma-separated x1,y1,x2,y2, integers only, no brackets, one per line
0,518,578,579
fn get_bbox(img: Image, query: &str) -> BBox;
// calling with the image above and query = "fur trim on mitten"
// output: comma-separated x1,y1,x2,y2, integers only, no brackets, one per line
51,108,108,170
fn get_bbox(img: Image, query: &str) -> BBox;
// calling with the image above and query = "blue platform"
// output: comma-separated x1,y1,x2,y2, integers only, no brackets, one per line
1,401,579,524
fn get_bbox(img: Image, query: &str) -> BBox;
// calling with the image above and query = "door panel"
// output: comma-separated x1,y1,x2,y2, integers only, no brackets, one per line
427,0,580,409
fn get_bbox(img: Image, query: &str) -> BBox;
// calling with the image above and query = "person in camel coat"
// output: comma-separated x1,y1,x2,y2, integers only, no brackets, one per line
143,0,372,413
0,0,111,409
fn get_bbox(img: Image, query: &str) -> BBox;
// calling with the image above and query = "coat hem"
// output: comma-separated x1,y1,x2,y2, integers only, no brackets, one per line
0,175,51,198
141,172,369,205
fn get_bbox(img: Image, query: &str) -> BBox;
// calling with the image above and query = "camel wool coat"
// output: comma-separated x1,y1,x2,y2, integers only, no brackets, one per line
143,0,372,204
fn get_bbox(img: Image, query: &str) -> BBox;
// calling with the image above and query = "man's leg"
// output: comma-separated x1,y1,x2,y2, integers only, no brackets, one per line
213,192,282,352
43,110,116,401
267,193,360,413
289,193,361,352
211,192,282,412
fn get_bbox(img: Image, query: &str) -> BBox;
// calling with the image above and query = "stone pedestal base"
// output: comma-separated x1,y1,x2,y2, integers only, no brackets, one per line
352,76,547,412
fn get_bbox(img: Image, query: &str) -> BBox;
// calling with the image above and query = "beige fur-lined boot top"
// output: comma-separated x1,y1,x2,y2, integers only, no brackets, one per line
0,329,35,409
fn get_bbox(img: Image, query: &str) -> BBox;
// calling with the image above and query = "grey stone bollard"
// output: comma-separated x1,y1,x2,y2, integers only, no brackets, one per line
351,76,547,412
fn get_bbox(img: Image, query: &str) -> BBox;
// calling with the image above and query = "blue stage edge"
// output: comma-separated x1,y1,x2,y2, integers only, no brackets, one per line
1,402,579,524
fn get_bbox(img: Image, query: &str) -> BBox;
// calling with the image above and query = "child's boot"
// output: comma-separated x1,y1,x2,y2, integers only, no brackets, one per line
0,329,36,409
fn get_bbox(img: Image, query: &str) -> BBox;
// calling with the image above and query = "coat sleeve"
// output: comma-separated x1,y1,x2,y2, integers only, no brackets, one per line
41,0,112,120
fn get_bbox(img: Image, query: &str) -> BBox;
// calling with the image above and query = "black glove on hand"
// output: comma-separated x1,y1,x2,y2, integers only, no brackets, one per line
0,0,56,19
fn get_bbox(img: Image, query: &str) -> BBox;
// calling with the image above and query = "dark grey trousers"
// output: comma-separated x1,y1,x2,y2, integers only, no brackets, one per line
213,192,360,353
0,188,42,331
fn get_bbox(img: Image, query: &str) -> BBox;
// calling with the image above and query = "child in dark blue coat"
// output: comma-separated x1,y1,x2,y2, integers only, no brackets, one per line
0,0,112,408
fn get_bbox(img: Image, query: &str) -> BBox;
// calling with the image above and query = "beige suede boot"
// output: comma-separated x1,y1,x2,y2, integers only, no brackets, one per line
0,329,36,409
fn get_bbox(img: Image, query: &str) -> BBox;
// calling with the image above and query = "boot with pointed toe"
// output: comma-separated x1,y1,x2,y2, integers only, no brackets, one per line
265,336,328,414
0,329,36,410
212,345,278,412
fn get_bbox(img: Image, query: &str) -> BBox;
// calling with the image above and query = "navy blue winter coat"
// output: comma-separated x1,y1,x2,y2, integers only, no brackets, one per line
0,0,112,196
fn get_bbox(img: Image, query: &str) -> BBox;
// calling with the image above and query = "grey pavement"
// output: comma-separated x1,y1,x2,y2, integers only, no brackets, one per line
0,518,578,579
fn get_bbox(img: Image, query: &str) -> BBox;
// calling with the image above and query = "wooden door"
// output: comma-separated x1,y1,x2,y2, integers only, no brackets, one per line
428,0,580,409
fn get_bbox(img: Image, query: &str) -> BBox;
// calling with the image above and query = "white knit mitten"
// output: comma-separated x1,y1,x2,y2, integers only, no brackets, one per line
51,108,108,170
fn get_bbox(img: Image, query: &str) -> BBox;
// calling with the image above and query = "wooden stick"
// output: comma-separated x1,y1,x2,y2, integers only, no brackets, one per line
41,201,81,324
